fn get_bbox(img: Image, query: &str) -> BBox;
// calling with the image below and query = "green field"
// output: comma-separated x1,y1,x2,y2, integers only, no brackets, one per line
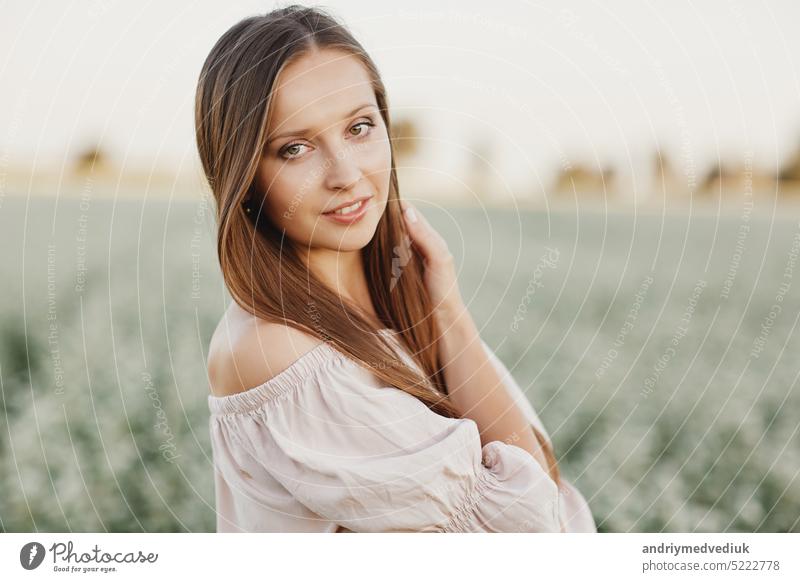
1,193,798,532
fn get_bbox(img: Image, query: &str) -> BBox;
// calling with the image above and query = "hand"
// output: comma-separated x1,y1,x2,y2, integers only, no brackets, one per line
398,199,467,326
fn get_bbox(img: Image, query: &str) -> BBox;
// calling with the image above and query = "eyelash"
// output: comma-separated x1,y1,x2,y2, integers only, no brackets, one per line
279,118,376,160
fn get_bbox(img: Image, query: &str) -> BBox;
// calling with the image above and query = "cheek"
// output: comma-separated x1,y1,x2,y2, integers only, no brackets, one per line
258,161,323,224
362,137,392,190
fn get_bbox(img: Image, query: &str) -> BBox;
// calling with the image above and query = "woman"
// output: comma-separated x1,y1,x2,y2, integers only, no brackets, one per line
196,4,596,533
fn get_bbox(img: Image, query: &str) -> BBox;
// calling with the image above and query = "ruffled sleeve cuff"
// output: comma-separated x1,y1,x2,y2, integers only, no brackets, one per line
442,440,562,533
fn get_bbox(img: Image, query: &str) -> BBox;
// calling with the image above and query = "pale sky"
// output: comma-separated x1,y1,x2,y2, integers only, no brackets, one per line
3,0,800,196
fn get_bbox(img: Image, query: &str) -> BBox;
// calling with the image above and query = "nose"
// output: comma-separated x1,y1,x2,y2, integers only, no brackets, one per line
323,142,362,192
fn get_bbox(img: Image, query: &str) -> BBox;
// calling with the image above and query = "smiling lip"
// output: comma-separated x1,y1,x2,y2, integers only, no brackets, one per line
323,195,373,214
322,196,373,224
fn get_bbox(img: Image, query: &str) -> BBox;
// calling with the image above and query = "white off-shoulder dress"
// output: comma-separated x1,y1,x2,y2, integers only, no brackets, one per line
207,328,597,533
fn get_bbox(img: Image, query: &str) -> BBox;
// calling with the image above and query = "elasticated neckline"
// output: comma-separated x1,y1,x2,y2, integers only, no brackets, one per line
207,328,396,416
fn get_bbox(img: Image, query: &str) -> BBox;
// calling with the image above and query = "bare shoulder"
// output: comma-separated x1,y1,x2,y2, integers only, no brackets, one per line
207,303,324,397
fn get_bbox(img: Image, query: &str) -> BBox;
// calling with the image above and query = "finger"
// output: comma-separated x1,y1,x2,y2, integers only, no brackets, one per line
400,201,449,263
399,200,428,254
398,198,426,227
398,197,414,222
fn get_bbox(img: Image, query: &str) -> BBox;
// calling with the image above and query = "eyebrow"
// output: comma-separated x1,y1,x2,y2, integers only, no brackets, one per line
267,103,377,144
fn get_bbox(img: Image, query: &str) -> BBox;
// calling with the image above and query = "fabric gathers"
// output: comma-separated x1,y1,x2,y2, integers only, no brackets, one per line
207,329,597,533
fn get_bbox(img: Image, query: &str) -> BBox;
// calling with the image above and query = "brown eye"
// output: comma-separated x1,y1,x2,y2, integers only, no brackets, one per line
279,143,309,160
349,120,375,137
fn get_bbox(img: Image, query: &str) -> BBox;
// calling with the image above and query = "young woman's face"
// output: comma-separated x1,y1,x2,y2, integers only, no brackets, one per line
254,48,392,254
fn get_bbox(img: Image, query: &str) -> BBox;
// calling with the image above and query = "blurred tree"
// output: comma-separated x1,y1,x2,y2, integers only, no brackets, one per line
553,163,615,198
700,162,726,195
653,150,673,185
390,117,420,159
778,146,800,182
73,143,111,175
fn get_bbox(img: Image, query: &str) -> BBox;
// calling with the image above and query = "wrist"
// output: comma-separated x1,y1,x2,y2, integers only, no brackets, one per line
434,298,477,338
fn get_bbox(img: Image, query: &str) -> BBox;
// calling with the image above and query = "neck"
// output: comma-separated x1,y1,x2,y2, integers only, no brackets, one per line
299,246,378,321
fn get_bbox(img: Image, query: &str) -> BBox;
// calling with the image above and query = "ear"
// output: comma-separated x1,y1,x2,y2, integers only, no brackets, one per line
241,184,260,226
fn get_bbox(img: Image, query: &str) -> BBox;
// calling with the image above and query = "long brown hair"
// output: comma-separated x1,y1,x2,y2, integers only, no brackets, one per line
194,4,560,487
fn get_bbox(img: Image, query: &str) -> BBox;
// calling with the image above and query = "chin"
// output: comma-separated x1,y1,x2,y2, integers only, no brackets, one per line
316,200,384,251
325,223,379,251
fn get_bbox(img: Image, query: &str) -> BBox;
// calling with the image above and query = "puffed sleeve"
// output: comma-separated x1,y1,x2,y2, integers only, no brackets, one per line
480,339,597,532
209,342,562,533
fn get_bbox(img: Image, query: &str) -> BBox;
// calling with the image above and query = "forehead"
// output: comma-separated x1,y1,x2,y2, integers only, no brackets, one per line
268,49,375,131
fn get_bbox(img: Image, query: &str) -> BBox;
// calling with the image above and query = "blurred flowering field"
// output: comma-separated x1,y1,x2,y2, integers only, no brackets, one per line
1,194,798,532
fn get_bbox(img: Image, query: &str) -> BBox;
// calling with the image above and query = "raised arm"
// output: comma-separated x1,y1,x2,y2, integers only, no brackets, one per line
399,201,551,477
435,299,552,476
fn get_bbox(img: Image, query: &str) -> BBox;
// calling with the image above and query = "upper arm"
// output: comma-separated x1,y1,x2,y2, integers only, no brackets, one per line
207,318,323,397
